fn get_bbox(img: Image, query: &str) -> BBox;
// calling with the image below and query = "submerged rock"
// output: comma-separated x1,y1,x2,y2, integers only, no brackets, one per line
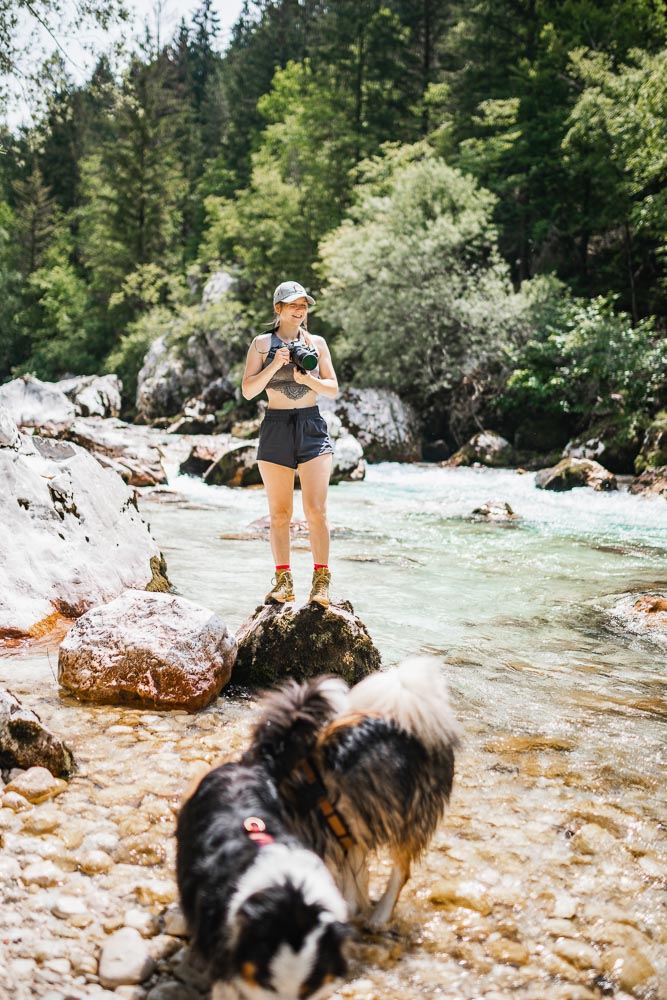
0,689,75,777
233,600,381,687
604,592,667,648
58,590,237,711
0,418,168,637
535,457,617,492
447,430,514,468
470,501,520,522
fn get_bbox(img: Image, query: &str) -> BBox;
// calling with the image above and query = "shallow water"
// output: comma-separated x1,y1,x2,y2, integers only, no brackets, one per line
1,465,666,999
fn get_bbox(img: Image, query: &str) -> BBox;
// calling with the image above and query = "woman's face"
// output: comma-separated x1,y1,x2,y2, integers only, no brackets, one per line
277,297,308,324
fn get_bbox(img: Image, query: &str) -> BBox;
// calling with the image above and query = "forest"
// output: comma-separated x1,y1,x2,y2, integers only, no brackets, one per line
1,0,666,462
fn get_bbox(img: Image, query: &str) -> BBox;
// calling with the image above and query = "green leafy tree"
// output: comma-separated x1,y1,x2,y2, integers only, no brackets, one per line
317,145,530,438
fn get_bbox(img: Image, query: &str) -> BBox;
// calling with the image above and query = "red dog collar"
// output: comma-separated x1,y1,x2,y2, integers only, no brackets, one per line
243,816,275,847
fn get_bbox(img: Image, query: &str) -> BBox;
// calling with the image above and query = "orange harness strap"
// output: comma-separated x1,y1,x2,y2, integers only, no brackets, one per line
295,758,356,853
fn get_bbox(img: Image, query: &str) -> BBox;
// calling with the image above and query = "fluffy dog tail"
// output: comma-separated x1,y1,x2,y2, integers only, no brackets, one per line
347,656,461,752
245,675,349,781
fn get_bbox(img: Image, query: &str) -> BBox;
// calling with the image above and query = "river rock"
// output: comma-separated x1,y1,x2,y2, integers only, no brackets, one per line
0,426,168,637
56,375,122,419
166,398,216,435
447,430,514,468
535,457,617,492
601,946,655,992
58,590,237,711
0,375,76,436
64,416,168,487
178,438,227,477
0,689,75,776
204,441,261,487
634,413,667,472
628,466,667,499
0,406,20,448
319,387,420,462
4,766,68,803
605,592,667,648
98,927,156,989
470,501,519,522
322,411,365,484
233,600,381,687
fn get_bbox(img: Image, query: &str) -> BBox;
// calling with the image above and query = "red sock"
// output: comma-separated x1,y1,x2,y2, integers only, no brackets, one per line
276,564,290,571
314,564,328,570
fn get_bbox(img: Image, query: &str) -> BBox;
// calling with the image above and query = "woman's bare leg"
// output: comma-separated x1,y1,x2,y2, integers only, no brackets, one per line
298,454,333,564
258,461,295,565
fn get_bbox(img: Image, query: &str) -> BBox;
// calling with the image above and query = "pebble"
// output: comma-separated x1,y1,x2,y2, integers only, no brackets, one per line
146,982,199,1000
2,791,32,812
134,879,177,905
573,822,619,855
20,860,63,887
552,937,601,970
0,857,21,880
124,908,159,937
552,892,577,919
97,927,156,988
22,805,62,834
163,906,188,938
428,879,493,915
76,850,114,874
5,767,68,804
602,946,655,991
487,938,530,966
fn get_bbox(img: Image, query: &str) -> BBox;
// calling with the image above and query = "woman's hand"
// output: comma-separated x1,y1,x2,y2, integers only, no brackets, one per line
272,346,291,368
293,368,314,386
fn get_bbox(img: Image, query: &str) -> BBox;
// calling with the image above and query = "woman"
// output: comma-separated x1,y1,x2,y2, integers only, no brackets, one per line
242,280,339,607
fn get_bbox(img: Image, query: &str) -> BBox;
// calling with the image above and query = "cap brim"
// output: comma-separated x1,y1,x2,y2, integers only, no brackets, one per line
282,292,316,305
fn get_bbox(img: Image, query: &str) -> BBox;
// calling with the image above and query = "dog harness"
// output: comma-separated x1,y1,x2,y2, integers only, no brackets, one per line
294,757,356,852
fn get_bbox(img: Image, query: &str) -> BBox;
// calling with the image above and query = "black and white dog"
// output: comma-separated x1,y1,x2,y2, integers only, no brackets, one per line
245,656,460,927
176,755,350,1000
176,658,459,998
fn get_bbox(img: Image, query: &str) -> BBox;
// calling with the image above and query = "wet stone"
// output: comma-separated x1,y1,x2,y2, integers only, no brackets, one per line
573,823,619,855
21,860,63,887
5,767,68,803
2,790,32,812
601,946,656,992
124,908,159,938
553,937,601,970
98,927,156,989
76,849,113,874
22,804,62,834
428,879,493,916
487,938,530,966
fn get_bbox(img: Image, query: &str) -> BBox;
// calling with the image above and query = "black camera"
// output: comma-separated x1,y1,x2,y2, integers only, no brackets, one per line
289,341,319,372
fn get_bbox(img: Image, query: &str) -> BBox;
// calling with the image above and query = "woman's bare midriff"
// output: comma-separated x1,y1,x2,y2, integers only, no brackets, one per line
265,387,319,410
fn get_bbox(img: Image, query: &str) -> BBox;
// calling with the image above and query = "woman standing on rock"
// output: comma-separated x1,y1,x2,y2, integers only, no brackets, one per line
242,280,339,607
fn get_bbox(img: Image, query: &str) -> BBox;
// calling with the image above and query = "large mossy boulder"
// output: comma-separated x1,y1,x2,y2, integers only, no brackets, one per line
635,414,667,473
233,600,381,687
535,457,617,492
447,430,514,468
58,590,237,711
0,689,75,777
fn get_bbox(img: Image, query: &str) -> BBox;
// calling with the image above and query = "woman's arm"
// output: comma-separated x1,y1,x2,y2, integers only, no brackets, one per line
293,335,339,399
241,335,290,400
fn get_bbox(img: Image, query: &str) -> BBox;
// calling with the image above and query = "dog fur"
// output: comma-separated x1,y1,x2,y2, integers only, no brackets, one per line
176,761,349,1000
244,656,460,926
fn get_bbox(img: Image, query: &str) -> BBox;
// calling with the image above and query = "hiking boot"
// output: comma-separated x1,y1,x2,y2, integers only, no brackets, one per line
308,567,331,607
265,569,295,604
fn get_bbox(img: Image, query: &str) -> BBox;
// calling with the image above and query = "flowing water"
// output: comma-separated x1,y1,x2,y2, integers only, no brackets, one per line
1,465,666,1000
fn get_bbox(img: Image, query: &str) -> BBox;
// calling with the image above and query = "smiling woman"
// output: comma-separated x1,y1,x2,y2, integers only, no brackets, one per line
242,280,339,608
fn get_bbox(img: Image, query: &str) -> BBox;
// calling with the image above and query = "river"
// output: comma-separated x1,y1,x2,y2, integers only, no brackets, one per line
1,465,665,999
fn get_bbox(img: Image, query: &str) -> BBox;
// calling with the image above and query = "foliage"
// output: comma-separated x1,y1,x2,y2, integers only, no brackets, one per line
317,147,530,434
498,287,667,435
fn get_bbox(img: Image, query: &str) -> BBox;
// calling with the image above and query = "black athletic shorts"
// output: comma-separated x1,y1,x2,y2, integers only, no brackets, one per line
257,406,334,469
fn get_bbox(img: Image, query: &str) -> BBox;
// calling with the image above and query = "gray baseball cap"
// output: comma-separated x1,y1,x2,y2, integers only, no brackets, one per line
273,280,316,306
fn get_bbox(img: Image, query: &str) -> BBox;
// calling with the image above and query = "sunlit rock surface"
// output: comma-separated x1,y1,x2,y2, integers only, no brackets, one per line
56,374,122,419
233,600,381,686
469,500,520,522
0,690,75,777
0,374,76,436
448,430,514,468
65,416,169,487
535,457,617,492
203,440,261,487
58,590,237,711
320,387,420,462
0,423,167,637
